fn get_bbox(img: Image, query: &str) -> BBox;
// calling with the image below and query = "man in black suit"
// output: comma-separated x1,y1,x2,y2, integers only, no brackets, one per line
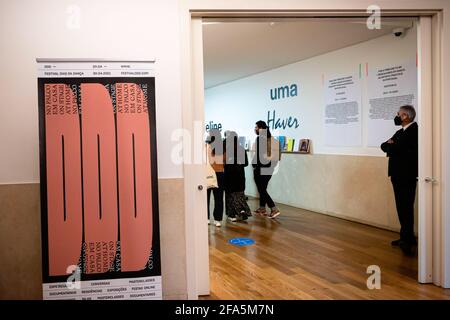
381,105,418,256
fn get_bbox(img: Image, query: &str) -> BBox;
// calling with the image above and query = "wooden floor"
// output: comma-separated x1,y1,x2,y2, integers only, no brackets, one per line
203,199,450,300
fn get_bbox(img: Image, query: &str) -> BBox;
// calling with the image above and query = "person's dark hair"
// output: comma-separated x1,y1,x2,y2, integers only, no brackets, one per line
223,131,245,165
256,120,274,158
206,128,223,157
225,131,238,141
255,120,271,138
255,120,267,129
400,105,416,121
206,128,222,144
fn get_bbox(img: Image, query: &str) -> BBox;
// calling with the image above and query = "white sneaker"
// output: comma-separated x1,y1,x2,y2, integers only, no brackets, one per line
228,217,237,222
214,221,222,227
268,209,281,219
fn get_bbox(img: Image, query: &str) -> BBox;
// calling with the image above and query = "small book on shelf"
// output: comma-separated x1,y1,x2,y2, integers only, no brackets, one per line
287,138,295,152
298,139,311,154
277,136,286,152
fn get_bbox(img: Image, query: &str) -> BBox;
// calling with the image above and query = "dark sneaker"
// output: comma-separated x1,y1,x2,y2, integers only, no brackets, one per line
240,210,250,219
393,238,417,247
401,243,415,256
391,239,403,246
254,208,267,216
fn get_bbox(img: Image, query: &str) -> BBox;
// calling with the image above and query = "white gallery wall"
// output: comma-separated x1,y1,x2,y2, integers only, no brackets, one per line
205,24,418,231
0,0,188,300
205,23,417,155
0,0,184,183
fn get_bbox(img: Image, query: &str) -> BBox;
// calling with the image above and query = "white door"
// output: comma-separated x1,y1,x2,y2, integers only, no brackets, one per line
190,17,210,296
417,16,433,283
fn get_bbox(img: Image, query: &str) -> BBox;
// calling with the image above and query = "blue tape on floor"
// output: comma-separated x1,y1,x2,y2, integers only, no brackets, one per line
228,238,255,246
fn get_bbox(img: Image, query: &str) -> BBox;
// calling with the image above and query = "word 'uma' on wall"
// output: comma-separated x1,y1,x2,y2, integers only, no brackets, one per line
270,83,298,101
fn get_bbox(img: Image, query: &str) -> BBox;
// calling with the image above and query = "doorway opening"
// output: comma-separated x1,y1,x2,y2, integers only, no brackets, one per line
188,14,444,299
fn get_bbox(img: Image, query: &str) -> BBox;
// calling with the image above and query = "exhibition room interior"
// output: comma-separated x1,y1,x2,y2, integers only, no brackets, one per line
2,1,450,303
200,17,450,299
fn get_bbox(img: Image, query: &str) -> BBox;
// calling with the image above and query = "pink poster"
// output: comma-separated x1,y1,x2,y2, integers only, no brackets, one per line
37,61,161,300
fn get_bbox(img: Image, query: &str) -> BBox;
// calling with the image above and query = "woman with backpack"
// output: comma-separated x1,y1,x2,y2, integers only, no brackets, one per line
223,131,251,222
252,120,281,219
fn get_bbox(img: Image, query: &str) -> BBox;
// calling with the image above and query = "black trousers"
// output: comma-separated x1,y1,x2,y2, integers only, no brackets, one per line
391,177,417,244
207,172,224,221
254,169,275,209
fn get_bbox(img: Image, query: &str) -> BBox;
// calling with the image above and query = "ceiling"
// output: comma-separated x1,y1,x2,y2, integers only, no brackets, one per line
202,19,414,88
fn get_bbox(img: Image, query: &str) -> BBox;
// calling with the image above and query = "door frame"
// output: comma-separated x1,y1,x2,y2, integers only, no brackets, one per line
417,15,433,283
180,7,446,298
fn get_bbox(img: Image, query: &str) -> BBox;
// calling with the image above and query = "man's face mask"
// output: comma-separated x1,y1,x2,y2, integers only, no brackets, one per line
394,115,403,126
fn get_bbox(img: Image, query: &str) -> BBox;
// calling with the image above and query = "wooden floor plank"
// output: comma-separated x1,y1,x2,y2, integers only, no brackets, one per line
201,199,450,300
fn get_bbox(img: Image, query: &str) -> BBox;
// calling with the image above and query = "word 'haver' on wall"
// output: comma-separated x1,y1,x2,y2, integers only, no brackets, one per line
267,110,300,130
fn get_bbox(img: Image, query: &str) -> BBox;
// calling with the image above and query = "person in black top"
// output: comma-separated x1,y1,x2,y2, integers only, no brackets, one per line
381,105,418,256
223,131,251,221
252,120,280,219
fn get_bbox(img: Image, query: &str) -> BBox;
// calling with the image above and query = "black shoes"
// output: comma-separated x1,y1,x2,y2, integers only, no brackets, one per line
401,243,415,256
392,238,417,256
391,237,417,246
